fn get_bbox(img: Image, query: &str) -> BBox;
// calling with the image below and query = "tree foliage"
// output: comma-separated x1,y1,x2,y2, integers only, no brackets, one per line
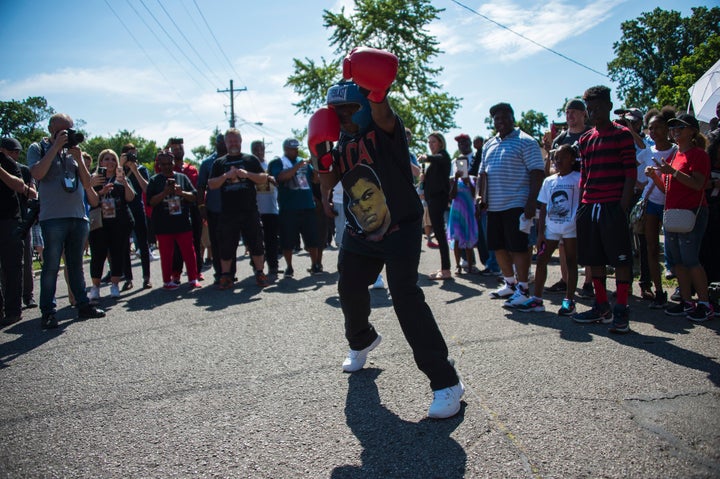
657,34,720,111
83,130,159,171
0,96,56,163
285,0,461,150
607,6,720,109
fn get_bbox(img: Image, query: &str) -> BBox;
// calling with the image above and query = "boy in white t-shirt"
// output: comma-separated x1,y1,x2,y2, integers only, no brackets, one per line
517,144,581,315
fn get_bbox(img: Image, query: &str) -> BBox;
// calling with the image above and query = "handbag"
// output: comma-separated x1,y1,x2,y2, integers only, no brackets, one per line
663,207,698,233
629,183,655,234
88,207,103,231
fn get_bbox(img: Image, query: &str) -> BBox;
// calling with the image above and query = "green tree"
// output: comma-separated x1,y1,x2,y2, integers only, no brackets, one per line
607,6,720,109
657,34,720,111
83,130,158,171
0,96,56,163
285,0,460,151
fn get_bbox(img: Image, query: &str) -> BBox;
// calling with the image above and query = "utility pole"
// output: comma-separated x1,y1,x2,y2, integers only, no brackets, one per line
217,79,247,128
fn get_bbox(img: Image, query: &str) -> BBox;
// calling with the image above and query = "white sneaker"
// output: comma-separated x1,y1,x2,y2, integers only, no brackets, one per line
150,250,160,260
342,335,382,372
110,284,120,298
428,381,465,419
371,274,386,289
89,286,100,302
459,258,469,269
490,282,515,299
503,285,529,309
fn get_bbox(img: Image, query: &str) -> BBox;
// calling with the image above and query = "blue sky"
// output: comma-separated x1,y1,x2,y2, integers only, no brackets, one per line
0,0,702,159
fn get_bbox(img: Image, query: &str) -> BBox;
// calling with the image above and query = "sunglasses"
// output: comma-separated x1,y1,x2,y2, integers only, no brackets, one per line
669,125,687,130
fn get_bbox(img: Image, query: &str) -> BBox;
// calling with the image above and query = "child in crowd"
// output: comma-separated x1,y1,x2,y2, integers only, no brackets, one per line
517,144,581,315
446,159,478,274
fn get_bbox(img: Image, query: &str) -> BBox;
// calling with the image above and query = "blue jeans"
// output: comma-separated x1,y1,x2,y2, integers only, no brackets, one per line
40,218,90,314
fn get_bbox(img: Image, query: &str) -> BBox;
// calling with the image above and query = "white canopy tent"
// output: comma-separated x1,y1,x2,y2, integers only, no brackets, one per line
688,57,720,123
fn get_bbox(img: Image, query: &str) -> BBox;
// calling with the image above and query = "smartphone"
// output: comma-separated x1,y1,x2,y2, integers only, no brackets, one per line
97,167,107,177
456,158,468,178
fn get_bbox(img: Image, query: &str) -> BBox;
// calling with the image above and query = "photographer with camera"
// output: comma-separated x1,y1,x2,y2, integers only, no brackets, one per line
27,113,106,329
0,138,37,328
120,143,152,290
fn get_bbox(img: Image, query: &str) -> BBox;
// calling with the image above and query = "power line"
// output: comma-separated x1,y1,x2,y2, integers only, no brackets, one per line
103,0,210,128
191,0,261,119
155,0,225,86
124,0,206,90
177,0,236,82
449,0,608,78
137,0,218,88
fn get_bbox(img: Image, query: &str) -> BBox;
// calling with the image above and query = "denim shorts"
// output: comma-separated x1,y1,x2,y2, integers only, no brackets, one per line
646,200,664,218
664,206,708,268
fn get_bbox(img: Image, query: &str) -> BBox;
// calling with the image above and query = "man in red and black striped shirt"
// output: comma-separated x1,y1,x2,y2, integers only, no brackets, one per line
572,85,636,334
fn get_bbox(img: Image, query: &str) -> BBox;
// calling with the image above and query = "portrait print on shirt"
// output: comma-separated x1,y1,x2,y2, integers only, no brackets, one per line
341,163,392,241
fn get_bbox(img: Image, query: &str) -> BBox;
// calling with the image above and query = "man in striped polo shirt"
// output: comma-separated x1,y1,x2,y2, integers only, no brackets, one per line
572,85,636,334
477,102,545,307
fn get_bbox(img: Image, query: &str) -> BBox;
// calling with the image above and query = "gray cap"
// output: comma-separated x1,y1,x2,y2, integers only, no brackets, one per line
283,138,300,149
0,137,22,151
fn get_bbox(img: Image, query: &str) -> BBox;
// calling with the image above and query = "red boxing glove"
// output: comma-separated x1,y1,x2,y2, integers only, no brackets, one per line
342,47,398,103
308,107,340,173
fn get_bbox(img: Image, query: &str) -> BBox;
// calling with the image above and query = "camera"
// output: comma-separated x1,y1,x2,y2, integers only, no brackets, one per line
126,152,137,162
13,198,40,241
169,137,184,145
65,128,85,148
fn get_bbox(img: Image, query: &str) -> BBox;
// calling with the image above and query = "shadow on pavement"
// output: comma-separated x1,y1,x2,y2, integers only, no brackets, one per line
503,298,720,387
331,368,466,479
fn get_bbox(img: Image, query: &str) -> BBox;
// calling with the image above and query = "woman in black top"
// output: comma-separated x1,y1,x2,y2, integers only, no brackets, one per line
419,131,452,280
87,149,135,300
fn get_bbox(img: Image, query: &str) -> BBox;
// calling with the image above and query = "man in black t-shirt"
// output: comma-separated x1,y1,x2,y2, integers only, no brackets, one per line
0,138,37,327
309,47,463,420
208,128,270,289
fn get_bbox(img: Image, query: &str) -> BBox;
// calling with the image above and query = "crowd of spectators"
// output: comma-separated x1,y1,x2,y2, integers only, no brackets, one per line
1,89,719,331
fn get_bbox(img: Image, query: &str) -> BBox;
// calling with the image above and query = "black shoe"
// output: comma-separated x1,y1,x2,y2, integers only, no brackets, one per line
284,267,294,278
142,279,152,289
23,298,38,309
41,313,59,329
122,281,134,291
0,315,21,328
78,304,106,320
577,283,595,299
544,280,567,293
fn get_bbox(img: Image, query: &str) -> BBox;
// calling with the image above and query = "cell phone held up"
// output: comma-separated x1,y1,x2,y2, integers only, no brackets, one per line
455,157,468,178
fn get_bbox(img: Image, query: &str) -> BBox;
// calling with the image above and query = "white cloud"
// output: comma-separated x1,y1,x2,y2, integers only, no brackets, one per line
438,0,626,61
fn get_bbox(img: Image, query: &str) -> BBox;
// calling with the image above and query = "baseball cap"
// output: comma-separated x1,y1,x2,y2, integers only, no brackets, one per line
668,114,700,131
565,99,586,111
0,137,22,151
454,133,470,142
283,138,300,149
614,107,643,123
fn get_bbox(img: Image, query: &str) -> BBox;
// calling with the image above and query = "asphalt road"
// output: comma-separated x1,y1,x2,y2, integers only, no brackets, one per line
1,244,719,478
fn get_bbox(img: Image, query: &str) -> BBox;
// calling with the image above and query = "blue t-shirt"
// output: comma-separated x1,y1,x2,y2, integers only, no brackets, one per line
268,156,315,211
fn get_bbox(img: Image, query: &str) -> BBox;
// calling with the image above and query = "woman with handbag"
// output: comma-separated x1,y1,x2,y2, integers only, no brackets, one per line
87,149,136,300
645,114,713,321
635,108,677,309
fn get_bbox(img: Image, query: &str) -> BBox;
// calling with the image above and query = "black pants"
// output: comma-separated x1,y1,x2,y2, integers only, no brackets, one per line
124,201,151,281
261,213,279,271
23,229,34,304
426,196,451,270
206,210,229,280
0,219,24,318
173,204,203,275
338,221,458,391
89,220,132,279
